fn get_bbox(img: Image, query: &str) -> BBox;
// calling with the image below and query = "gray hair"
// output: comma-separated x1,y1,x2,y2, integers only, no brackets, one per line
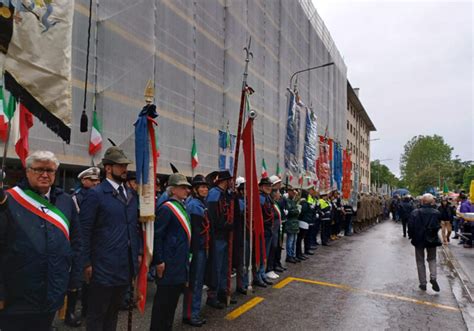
166,186,173,197
421,193,435,205
25,151,60,169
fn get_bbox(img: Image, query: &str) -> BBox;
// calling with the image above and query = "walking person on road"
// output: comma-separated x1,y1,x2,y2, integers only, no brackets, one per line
399,195,414,238
408,193,442,292
438,198,454,245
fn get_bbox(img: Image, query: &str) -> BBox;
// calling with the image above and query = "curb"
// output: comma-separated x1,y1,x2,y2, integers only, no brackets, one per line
441,245,474,303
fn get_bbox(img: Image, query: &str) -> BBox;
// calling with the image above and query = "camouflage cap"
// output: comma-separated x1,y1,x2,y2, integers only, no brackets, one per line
102,147,132,165
168,173,191,187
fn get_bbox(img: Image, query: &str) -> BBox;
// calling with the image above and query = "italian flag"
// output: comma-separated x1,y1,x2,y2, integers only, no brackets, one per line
191,137,199,169
89,111,102,155
0,89,13,142
276,162,282,178
10,100,34,167
261,158,268,178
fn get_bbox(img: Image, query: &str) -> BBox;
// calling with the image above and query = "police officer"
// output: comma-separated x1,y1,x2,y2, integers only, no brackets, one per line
0,151,82,331
206,170,234,308
80,147,141,331
150,173,192,331
73,167,101,213
319,191,332,246
182,175,210,327
67,166,101,327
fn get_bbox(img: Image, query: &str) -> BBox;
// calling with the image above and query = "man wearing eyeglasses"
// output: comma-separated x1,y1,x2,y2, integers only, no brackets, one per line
0,151,82,331
80,146,141,331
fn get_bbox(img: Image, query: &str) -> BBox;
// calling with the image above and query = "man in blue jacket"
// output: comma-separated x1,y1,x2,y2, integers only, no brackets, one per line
0,151,82,331
80,147,140,331
150,173,192,331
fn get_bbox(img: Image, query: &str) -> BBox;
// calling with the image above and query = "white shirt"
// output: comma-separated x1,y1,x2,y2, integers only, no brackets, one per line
106,178,127,199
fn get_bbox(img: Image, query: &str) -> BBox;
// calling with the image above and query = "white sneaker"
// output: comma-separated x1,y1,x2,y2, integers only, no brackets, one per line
266,271,279,279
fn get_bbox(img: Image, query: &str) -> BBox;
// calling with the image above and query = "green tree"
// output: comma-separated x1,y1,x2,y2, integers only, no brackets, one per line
371,160,400,188
400,135,453,195
463,164,474,192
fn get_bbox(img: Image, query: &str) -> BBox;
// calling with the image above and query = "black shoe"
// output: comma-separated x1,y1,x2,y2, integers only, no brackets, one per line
206,299,225,309
254,279,267,288
276,264,287,271
453,235,459,239
322,242,330,246
274,266,285,273
65,313,82,327
304,250,315,255
285,257,297,264
218,294,237,305
253,279,267,288
419,284,427,291
294,257,302,262
430,279,440,292
297,255,308,260
183,318,204,327
236,287,247,295
263,278,273,285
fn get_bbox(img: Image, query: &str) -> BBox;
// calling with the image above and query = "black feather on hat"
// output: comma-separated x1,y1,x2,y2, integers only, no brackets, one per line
170,163,179,174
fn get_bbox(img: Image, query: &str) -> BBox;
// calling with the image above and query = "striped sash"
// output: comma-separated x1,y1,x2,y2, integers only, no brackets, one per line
8,186,70,240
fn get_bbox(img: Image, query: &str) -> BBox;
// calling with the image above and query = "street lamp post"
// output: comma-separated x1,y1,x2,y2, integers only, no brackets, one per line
289,62,335,90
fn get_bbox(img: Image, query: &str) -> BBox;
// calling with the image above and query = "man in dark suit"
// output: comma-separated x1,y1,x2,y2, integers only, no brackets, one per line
80,147,141,331
0,151,82,331
150,173,192,331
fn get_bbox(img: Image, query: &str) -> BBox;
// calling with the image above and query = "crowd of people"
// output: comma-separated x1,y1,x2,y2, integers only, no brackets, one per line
391,192,474,248
0,147,396,331
404,191,474,293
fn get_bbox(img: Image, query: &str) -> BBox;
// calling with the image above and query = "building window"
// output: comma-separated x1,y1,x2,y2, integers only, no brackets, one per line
347,120,349,130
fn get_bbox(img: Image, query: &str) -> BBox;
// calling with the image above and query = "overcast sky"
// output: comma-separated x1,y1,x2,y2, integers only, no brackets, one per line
314,0,473,176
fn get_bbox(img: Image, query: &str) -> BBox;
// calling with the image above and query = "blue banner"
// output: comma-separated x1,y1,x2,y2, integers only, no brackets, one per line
218,130,236,174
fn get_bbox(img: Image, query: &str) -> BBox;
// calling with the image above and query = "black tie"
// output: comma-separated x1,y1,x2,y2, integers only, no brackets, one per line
118,186,127,202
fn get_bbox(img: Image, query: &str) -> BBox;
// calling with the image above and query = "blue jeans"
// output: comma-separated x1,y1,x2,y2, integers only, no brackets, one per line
286,233,297,258
257,231,273,281
183,249,207,319
208,239,228,300
453,217,459,234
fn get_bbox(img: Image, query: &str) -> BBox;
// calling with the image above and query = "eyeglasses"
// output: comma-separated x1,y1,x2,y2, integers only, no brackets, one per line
29,167,57,175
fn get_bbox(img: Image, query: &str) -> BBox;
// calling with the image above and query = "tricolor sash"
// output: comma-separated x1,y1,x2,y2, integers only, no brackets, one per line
164,201,191,243
8,186,70,240
273,203,282,221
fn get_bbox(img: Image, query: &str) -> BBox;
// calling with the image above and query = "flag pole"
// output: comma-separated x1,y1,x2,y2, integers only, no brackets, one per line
0,94,14,188
0,113,12,187
227,38,253,305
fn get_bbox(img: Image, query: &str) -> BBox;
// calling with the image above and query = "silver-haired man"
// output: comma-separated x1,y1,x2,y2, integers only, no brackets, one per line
408,193,441,292
0,151,82,331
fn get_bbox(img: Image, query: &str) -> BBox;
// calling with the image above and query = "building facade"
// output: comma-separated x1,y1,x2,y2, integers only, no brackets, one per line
346,82,376,193
2,0,349,189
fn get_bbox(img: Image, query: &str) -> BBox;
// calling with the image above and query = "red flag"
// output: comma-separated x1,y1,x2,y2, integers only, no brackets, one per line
12,103,33,167
242,119,265,266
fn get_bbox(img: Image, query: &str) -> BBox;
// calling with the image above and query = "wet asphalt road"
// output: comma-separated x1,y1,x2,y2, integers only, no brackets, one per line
60,220,468,330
